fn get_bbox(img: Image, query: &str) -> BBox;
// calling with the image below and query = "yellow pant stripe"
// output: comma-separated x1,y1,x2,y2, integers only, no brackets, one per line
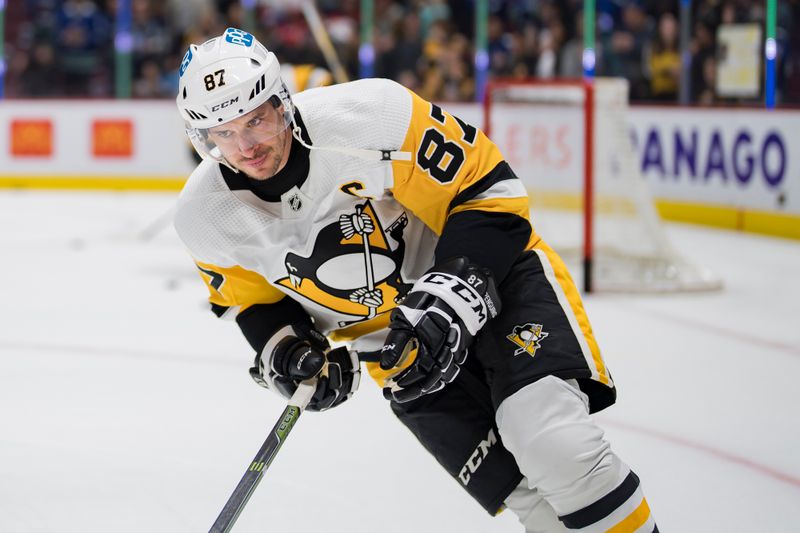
532,244,610,385
605,498,651,533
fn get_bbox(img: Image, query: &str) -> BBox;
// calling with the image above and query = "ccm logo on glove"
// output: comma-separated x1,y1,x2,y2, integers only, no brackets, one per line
295,348,313,371
414,271,499,334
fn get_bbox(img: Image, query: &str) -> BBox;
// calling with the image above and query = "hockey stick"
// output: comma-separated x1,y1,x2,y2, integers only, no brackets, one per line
300,0,349,84
208,380,317,533
136,205,176,242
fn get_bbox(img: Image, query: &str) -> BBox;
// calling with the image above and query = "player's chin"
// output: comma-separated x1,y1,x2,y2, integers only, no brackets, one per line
243,168,273,181
240,157,274,180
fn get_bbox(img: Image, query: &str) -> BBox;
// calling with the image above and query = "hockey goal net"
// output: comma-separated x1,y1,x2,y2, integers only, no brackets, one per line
484,78,721,292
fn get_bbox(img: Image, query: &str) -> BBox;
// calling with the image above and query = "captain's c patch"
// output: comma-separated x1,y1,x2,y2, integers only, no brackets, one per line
507,323,549,358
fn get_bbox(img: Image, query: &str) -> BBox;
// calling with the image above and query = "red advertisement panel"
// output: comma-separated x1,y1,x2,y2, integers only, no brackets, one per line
10,119,53,157
92,120,133,157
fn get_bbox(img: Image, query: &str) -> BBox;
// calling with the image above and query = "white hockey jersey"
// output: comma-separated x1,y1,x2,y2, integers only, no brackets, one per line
174,79,535,359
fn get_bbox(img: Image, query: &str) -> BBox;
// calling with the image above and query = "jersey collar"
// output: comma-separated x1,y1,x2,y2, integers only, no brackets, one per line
219,110,312,203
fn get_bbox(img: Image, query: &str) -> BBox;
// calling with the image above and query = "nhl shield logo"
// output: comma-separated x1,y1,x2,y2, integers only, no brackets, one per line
507,323,549,357
287,193,303,212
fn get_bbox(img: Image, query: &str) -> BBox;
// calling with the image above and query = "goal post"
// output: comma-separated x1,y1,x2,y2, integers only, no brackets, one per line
483,77,722,293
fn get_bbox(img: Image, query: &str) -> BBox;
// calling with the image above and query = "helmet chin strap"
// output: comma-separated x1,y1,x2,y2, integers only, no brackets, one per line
219,157,241,173
290,124,412,163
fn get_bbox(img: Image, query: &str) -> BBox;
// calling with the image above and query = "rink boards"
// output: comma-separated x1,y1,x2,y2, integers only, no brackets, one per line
0,99,797,239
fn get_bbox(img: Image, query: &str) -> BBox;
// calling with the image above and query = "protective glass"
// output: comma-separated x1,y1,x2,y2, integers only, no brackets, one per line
188,96,292,163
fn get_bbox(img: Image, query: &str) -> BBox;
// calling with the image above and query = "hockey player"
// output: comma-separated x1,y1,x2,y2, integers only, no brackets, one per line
174,28,659,532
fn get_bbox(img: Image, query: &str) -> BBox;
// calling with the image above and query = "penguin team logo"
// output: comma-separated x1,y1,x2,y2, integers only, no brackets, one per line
276,200,412,327
506,323,549,357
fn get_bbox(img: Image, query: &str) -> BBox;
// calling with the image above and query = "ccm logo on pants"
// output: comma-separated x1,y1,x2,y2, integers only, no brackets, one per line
459,428,497,485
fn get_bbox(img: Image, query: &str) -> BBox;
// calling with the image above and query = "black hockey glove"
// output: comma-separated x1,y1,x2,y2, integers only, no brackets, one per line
379,257,501,403
249,323,360,412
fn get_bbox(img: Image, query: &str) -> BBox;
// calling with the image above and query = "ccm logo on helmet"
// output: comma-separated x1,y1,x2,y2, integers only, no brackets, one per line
211,97,239,112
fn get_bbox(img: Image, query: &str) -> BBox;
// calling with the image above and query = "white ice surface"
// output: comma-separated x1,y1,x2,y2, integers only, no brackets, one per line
1,191,798,532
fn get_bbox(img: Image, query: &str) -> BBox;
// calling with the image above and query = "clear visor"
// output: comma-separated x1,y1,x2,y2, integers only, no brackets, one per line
188,96,292,164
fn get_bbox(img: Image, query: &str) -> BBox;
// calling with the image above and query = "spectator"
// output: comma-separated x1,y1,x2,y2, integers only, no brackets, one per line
419,0,451,41
518,23,541,78
19,41,59,97
132,56,172,98
781,0,800,104
4,0,798,104
690,20,715,102
506,28,537,79
440,33,474,100
131,0,173,96
645,12,681,101
696,54,717,104
396,69,422,93
720,1,745,25
537,18,567,79
603,1,652,100
56,0,112,96
422,19,450,67
376,11,423,81
419,61,445,101
487,15,511,76
559,10,585,78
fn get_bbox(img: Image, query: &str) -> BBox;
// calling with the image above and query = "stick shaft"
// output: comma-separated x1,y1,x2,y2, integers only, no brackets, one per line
209,382,315,533
300,0,349,84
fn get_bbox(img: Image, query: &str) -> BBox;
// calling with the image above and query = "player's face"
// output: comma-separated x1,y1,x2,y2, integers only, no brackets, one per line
207,101,292,181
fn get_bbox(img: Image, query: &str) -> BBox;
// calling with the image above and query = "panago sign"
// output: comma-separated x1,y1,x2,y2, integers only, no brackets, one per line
481,102,798,216
627,107,796,213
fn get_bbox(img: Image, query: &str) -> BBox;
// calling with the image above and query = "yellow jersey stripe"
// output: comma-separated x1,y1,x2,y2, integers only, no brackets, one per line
606,498,651,533
531,245,610,385
391,88,505,235
195,260,285,309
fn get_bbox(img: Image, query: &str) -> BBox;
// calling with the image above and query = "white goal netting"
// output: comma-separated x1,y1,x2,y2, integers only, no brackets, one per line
485,78,721,292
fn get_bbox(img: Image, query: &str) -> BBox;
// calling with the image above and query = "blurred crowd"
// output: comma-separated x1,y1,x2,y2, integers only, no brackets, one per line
4,0,800,104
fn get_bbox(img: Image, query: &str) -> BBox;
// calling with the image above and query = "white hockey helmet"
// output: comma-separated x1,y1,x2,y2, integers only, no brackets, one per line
176,28,294,165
